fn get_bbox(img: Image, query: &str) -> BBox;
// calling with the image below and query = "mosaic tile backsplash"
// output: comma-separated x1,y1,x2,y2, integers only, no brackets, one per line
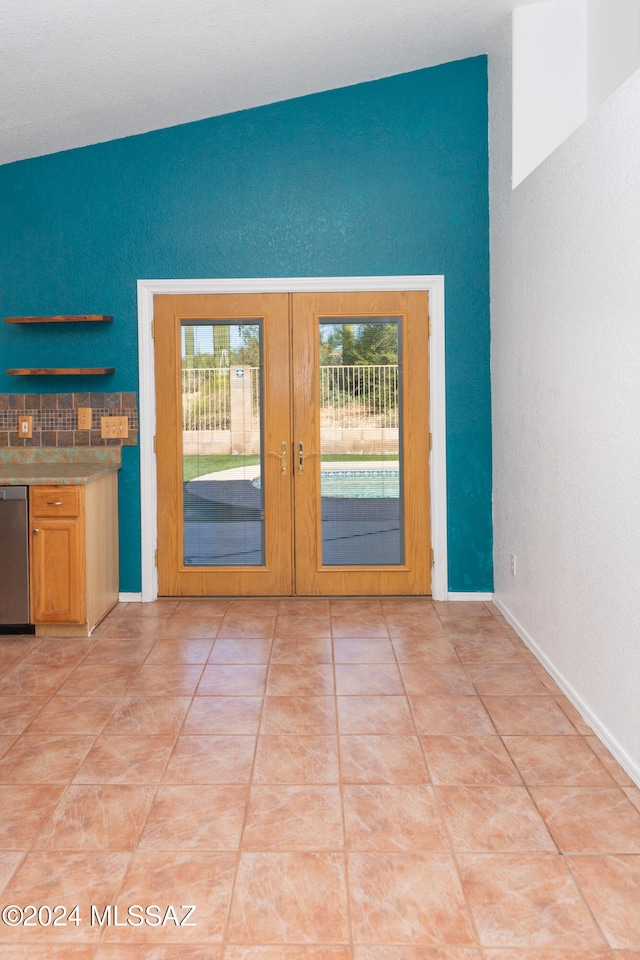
0,393,138,447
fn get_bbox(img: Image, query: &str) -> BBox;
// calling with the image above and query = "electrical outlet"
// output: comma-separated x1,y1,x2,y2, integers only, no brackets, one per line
18,415,32,438
510,553,516,576
77,407,92,430
100,415,129,439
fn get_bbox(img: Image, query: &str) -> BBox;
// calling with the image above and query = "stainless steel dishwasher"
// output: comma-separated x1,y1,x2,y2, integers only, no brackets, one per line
0,486,30,625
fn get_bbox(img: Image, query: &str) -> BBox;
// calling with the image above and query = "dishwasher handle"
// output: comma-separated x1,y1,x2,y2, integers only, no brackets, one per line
0,487,28,500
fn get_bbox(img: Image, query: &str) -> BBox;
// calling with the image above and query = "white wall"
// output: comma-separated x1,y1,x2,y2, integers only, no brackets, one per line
489,16,640,782
512,0,588,187
512,0,640,186
588,0,640,111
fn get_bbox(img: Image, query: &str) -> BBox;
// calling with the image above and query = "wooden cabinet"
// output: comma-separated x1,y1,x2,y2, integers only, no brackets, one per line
31,514,85,625
29,474,118,637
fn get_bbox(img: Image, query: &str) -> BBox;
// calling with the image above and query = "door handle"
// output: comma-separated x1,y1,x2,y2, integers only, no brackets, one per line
268,442,287,475
298,441,317,475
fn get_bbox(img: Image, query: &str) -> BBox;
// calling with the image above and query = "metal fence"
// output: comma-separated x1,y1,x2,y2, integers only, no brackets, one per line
182,368,230,431
182,367,261,431
320,364,399,428
182,365,399,431
250,368,260,429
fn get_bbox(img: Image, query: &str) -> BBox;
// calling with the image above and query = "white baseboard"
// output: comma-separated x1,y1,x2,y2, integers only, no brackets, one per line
121,591,494,603
446,592,494,601
494,596,640,789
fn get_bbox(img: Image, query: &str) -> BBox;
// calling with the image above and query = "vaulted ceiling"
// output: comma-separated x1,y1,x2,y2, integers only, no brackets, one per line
0,0,525,165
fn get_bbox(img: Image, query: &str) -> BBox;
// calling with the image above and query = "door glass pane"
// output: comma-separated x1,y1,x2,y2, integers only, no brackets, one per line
181,320,264,566
318,317,404,566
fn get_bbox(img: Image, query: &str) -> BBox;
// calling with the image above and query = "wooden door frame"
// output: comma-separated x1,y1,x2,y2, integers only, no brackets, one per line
137,276,448,600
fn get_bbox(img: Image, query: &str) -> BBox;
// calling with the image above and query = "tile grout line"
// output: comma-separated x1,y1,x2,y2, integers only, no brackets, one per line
219,628,271,954
65,616,198,952
56,617,201,951
435,604,619,956
0,629,113,946
92,612,237,953
331,624,356,958
560,853,619,954
392,606,485,954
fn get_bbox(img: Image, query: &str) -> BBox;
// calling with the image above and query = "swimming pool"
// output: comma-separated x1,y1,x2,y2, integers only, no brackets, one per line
253,468,400,498
321,469,400,498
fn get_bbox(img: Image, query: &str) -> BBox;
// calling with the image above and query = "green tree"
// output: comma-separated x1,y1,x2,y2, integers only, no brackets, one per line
231,325,260,366
350,322,398,365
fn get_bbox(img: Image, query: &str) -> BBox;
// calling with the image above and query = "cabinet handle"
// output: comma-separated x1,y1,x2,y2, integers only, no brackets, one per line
33,529,40,534
47,500,63,506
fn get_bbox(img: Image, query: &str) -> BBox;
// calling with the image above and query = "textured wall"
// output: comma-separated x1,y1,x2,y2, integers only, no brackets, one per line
490,23,640,777
0,57,491,593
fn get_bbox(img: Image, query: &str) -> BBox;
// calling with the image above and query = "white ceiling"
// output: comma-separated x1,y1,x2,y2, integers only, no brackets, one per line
0,0,523,165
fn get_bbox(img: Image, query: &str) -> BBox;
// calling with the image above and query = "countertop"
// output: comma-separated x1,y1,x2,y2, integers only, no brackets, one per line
0,448,121,486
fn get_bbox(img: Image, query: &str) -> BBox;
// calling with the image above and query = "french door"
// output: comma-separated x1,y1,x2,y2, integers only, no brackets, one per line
154,290,431,596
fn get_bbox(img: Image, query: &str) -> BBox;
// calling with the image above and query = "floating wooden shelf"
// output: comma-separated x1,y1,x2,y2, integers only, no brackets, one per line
4,315,115,375
6,368,115,376
4,315,113,324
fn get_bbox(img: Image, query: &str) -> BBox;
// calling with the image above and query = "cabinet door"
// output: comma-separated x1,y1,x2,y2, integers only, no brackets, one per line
31,517,85,623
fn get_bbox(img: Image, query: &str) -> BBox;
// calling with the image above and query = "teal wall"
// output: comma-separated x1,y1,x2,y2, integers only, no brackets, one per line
0,56,492,593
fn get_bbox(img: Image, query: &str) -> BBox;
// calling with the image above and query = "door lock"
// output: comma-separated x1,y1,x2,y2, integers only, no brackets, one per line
268,442,287,475
298,441,317,475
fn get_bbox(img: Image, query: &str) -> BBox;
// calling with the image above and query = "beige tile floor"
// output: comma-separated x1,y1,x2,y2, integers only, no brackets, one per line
0,597,638,958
